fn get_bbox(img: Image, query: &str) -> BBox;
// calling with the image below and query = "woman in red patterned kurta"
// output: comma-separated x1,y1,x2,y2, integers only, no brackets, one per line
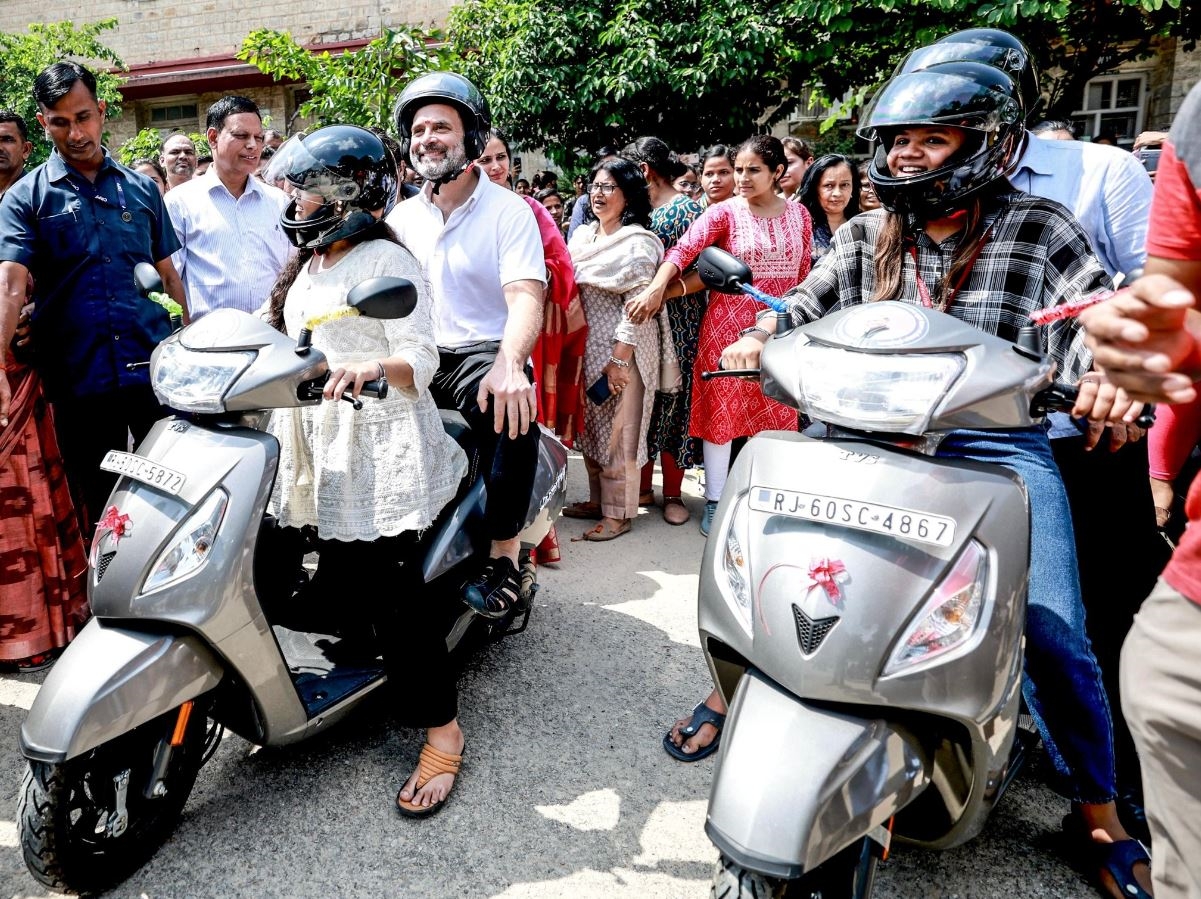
626,135,812,535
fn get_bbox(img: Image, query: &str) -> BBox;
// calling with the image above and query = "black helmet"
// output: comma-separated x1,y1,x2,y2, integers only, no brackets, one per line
909,29,1040,121
392,71,491,161
858,60,1024,221
266,125,398,250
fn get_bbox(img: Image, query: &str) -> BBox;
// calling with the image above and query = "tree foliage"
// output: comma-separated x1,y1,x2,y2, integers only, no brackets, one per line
116,128,211,167
448,0,1195,162
448,0,800,166
238,26,451,134
780,0,1196,122
0,19,126,166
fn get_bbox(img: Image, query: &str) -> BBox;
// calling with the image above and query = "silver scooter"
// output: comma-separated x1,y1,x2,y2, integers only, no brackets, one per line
17,269,567,895
692,248,1106,898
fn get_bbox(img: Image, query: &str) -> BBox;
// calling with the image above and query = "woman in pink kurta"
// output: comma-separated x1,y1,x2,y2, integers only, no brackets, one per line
626,135,812,535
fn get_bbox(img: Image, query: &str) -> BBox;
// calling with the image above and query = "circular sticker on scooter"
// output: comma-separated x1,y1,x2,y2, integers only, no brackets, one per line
829,302,929,348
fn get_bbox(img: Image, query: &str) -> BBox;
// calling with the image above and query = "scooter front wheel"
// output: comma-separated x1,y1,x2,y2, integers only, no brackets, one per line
711,837,878,899
18,700,211,894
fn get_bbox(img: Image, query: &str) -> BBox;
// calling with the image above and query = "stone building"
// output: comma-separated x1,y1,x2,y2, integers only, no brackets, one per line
0,1,454,147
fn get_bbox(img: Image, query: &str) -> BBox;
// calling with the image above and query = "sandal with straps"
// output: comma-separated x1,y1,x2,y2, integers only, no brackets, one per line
396,743,463,819
462,556,522,620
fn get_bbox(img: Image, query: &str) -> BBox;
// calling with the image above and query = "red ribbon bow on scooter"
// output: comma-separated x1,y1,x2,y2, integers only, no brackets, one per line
96,506,132,545
807,557,848,605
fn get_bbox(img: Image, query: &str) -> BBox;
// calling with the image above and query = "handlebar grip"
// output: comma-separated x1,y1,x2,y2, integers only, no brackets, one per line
701,369,761,381
358,378,388,400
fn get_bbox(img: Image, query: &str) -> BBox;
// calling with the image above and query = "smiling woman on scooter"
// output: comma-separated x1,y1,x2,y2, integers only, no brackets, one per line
718,61,1152,899
262,125,471,819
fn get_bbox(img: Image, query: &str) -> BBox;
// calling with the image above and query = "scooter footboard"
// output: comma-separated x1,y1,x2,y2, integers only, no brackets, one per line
706,669,931,879
19,620,223,764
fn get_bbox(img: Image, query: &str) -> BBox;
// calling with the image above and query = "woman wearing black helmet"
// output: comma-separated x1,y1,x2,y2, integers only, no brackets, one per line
263,125,471,821
718,61,1153,899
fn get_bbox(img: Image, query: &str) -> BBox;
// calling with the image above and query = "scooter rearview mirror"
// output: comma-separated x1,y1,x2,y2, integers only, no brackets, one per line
134,261,164,298
347,277,418,320
696,247,753,293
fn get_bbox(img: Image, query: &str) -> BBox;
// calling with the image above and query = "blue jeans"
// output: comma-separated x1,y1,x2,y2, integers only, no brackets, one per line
938,426,1117,804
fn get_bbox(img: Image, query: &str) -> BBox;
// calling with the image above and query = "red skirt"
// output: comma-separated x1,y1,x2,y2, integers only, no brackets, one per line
0,364,90,662
689,291,798,444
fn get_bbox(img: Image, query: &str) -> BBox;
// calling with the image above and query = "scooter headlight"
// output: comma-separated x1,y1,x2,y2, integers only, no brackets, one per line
883,540,989,676
151,339,255,414
140,490,228,594
721,497,753,637
797,344,965,434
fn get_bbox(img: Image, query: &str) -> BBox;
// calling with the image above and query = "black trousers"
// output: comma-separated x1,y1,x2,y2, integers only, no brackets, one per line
430,343,539,543
312,534,458,729
52,384,164,532
1052,433,1171,794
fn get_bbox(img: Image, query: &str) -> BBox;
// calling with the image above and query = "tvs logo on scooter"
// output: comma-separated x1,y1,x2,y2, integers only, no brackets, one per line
830,303,929,347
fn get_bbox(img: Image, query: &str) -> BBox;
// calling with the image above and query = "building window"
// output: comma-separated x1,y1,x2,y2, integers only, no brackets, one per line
1071,74,1145,147
149,101,200,134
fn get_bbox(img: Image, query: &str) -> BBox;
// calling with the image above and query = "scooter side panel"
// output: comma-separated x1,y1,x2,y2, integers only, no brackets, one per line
700,432,1029,727
706,669,929,879
20,620,222,763
89,418,311,739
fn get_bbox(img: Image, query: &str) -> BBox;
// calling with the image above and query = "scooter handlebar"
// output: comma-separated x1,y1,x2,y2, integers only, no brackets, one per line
1033,382,1156,429
701,369,761,381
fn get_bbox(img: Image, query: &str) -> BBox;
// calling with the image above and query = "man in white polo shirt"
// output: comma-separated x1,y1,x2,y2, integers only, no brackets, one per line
165,96,291,317
387,72,545,624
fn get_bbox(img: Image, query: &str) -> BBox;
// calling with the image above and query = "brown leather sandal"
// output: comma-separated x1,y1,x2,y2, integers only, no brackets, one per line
396,743,463,819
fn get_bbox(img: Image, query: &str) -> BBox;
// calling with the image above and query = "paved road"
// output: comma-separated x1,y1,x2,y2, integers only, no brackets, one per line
2,459,1103,898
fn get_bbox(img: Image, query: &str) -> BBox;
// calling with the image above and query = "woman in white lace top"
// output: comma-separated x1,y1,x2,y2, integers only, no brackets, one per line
263,125,468,820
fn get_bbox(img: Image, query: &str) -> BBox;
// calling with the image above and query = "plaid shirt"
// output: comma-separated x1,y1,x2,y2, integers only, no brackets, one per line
785,192,1109,384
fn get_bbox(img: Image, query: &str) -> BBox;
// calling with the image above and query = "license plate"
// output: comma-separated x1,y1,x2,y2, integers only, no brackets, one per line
100,451,187,496
749,486,956,547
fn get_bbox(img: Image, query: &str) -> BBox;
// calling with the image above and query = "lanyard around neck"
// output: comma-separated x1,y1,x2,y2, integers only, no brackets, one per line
908,223,993,311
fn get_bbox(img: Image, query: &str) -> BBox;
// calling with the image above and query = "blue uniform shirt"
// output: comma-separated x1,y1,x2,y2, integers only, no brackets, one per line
0,149,180,399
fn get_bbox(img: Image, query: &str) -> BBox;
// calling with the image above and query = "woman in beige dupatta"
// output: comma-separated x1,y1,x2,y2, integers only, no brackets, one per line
563,158,663,541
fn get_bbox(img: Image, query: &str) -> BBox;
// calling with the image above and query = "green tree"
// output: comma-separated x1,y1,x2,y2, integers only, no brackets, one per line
777,0,1196,123
448,0,1195,161
448,0,799,166
117,128,211,167
238,26,451,134
0,19,125,166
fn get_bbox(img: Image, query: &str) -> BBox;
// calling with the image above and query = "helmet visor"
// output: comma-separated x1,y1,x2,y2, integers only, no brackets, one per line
263,135,367,208
858,69,1019,141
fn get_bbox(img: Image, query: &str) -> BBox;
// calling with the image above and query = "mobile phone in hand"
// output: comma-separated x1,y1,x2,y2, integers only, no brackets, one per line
586,373,612,405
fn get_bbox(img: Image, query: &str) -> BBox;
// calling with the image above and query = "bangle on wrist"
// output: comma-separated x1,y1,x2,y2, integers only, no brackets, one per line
738,325,770,340
676,275,687,298
608,355,631,368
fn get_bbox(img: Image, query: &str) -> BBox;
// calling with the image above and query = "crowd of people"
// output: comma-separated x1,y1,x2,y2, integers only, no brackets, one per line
0,23,1198,898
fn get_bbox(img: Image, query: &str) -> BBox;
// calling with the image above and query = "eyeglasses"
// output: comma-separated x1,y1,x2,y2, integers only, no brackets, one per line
677,182,700,194
588,182,618,196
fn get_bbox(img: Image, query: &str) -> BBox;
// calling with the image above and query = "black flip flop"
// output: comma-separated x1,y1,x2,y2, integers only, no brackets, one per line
662,702,725,762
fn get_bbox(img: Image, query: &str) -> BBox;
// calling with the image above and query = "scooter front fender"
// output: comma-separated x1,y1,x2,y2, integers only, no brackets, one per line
19,619,223,764
706,669,930,880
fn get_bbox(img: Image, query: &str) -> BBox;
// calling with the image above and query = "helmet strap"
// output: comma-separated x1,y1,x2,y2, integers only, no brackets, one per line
430,160,476,196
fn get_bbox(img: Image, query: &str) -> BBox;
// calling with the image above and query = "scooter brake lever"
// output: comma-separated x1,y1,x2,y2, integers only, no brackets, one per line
701,369,760,381
1135,404,1156,429
339,391,364,411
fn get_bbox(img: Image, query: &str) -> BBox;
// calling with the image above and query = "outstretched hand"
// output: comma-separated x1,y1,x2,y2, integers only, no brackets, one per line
1080,274,1200,404
477,352,537,438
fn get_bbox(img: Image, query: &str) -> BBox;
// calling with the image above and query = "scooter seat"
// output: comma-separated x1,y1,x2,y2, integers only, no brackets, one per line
441,409,477,455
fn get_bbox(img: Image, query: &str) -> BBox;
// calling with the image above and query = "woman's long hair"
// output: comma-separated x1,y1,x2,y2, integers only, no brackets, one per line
266,220,402,331
799,154,860,235
582,158,652,229
870,182,1006,304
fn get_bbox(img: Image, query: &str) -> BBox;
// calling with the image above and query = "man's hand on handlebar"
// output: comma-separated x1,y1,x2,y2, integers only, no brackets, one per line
720,332,770,372
323,361,384,402
1072,375,1148,451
